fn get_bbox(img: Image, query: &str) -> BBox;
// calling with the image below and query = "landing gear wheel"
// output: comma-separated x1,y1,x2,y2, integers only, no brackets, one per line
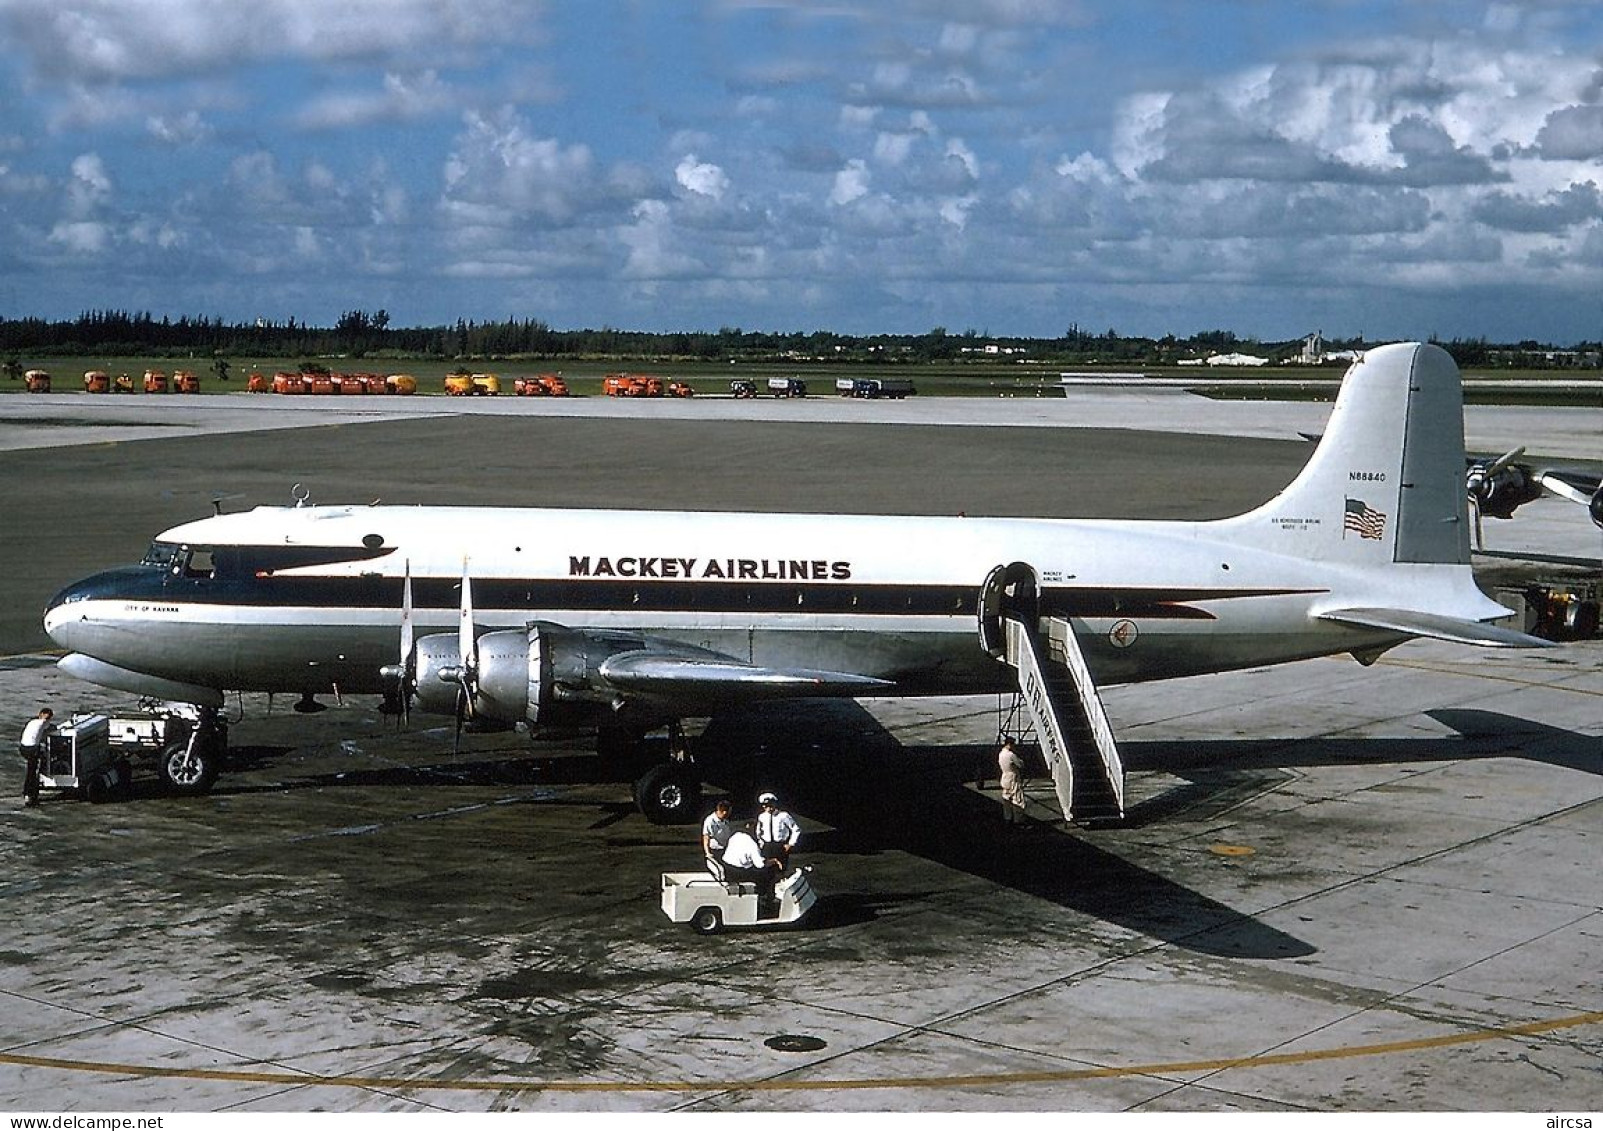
634,761,701,825
158,739,219,797
691,906,723,935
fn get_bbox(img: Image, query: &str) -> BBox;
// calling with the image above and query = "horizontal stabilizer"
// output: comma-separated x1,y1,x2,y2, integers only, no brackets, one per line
599,651,893,698
1317,608,1555,649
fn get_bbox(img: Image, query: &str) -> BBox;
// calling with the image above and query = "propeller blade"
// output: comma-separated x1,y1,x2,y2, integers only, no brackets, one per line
456,557,477,721
1538,472,1590,507
378,561,417,725
458,557,475,678
1485,445,1526,477
400,559,414,668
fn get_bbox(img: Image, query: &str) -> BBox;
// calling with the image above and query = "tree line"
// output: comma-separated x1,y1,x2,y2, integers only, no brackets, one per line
0,309,1596,369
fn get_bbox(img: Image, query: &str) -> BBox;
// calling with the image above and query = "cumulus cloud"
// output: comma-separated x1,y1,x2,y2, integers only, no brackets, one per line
620,198,703,278
441,110,599,226
1472,182,1603,231
48,219,110,254
829,158,871,206
146,110,210,146
296,71,459,131
675,155,730,200
66,152,111,215
1535,104,1603,159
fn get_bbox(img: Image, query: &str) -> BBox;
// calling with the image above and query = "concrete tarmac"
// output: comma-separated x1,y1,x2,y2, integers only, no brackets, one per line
1,389,1599,1113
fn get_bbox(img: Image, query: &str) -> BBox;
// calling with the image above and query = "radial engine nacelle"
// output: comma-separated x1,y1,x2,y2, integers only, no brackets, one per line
410,621,651,728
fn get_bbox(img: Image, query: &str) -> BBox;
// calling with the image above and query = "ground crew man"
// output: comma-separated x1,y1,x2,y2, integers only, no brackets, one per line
19,707,54,808
998,736,1028,827
755,791,801,867
722,821,781,915
701,798,734,858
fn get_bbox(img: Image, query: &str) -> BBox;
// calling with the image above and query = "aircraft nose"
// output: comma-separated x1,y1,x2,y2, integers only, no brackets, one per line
44,578,100,650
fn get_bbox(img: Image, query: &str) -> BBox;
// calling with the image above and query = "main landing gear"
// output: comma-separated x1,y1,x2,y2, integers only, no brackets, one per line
608,719,703,825
633,761,701,824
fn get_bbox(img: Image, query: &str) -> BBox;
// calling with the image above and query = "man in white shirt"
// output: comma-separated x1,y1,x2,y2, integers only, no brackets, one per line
722,822,781,912
19,707,53,808
700,799,734,859
755,791,801,869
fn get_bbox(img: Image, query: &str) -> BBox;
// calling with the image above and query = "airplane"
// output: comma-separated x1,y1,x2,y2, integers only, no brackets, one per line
1466,448,1603,544
43,341,1553,822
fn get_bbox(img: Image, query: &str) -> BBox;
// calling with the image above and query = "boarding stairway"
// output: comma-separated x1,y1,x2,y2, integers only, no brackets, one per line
982,563,1125,826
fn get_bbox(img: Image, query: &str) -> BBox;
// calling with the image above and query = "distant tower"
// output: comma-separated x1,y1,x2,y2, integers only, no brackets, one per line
1301,330,1324,364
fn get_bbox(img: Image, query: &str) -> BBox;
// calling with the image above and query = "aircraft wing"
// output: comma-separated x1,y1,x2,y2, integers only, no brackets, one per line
598,649,894,703
1317,608,1555,648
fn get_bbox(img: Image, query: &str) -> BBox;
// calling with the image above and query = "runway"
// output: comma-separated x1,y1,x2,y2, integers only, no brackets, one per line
0,388,1599,1112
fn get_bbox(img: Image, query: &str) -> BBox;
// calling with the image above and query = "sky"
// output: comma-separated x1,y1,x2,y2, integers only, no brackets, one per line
1,0,1601,343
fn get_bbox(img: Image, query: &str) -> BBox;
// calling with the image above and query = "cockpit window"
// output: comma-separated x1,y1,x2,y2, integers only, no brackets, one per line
183,548,216,579
141,542,181,569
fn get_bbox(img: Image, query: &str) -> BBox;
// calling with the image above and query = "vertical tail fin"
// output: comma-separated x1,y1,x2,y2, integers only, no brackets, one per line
1216,341,1471,566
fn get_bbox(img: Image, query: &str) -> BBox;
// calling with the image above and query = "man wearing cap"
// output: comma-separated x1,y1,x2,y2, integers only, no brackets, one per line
755,791,801,869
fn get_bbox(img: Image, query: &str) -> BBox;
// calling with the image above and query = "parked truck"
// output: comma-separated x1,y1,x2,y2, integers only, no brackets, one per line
514,374,570,396
604,373,664,396
848,378,916,399
767,377,807,398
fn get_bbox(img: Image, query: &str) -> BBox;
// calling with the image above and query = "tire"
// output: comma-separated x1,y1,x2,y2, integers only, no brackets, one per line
84,771,113,804
691,906,723,935
158,738,219,797
635,762,701,825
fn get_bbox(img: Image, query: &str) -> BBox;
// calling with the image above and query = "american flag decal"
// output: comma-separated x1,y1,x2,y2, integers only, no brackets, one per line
1343,497,1387,540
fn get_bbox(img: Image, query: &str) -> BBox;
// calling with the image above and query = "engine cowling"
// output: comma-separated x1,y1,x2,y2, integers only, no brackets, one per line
1466,459,1542,519
411,622,649,728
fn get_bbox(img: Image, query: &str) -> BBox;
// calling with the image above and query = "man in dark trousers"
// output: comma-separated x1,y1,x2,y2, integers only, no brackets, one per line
722,820,783,916
19,707,54,808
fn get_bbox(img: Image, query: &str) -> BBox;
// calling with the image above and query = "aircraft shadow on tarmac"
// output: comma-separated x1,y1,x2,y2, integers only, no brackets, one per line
192,701,1593,961
693,700,1320,960
1122,707,1601,784
692,700,1598,959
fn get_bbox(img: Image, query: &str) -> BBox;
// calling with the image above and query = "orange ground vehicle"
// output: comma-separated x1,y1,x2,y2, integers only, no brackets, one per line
113,373,135,393
667,381,695,397
83,370,110,393
173,370,199,394
24,370,50,392
383,374,418,395
602,373,663,397
514,374,570,396
247,373,271,393
143,370,168,393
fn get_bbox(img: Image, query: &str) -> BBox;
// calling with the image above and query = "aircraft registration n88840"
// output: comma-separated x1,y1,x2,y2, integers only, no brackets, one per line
44,342,1549,822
